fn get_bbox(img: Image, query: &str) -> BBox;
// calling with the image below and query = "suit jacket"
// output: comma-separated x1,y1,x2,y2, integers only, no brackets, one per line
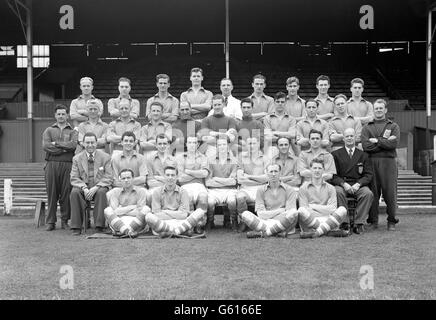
70,149,113,189
331,147,373,187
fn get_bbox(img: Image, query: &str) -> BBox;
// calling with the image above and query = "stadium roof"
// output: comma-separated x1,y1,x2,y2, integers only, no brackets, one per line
0,0,435,43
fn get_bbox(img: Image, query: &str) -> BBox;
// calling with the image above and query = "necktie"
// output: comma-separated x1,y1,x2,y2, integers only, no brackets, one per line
88,154,95,188
224,97,228,106
348,148,353,159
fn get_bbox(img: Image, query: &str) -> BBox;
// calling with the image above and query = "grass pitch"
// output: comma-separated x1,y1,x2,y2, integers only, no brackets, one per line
0,213,435,300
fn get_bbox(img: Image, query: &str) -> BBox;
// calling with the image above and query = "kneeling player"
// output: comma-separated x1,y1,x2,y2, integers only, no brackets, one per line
298,158,348,238
145,166,206,237
240,163,298,238
104,169,150,238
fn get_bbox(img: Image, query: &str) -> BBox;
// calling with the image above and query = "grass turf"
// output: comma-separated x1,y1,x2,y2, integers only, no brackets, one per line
0,214,435,300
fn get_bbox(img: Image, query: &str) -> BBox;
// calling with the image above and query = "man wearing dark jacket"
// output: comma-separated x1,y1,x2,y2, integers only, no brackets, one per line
331,128,373,234
42,105,78,231
361,99,400,231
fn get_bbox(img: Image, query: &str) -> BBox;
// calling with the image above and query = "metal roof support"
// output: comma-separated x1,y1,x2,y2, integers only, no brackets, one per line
426,8,436,149
225,0,230,78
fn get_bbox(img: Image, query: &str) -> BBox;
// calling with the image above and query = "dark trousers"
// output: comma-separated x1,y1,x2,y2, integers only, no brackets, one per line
70,187,109,229
368,157,398,224
45,161,72,224
335,185,374,225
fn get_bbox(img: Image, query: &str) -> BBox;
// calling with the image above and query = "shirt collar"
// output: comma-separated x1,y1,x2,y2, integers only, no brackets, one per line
303,116,321,123
86,151,96,159
51,122,74,129
315,95,333,102
307,180,329,188
346,146,355,154
117,95,132,101
249,93,267,100
115,117,136,123
266,182,288,190
187,87,205,92
78,94,96,100
286,95,304,102
274,152,295,161
121,186,139,194
153,92,174,99
269,111,289,118
348,97,367,103
85,118,104,125
331,114,354,121
121,150,138,158
162,184,181,193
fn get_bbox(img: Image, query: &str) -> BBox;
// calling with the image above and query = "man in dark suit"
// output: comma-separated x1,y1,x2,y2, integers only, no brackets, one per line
331,128,373,234
70,132,113,235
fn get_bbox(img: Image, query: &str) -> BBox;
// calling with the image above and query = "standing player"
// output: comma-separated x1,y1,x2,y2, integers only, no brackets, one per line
361,99,400,231
69,77,104,128
146,74,179,124
328,94,362,151
347,78,374,125
42,105,78,231
263,91,297,158
180,67,213,121
284,76,306,121
296,99,330,151
247,74,274,121
314,75,335,121
108,77,140,119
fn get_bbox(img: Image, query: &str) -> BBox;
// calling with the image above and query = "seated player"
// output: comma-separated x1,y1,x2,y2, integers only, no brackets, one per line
145,166,206,237
298,158,348,238
146,133,176,196
236,137,268,232
111,131,148,188
70,132,113,236
298,129,336,183
270,137,301,188
205,138,238,230
104,169,150,238
175,136,209,233
240,163,299,238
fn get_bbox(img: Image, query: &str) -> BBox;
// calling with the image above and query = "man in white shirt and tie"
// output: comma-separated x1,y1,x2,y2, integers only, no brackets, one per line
207,78,242,120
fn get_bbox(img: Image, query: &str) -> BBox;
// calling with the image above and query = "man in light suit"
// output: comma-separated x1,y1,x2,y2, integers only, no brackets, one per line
70,132,113,235
331,128,373,234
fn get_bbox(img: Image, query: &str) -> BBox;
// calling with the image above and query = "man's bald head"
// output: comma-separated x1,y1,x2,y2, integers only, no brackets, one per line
343,128,356,148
